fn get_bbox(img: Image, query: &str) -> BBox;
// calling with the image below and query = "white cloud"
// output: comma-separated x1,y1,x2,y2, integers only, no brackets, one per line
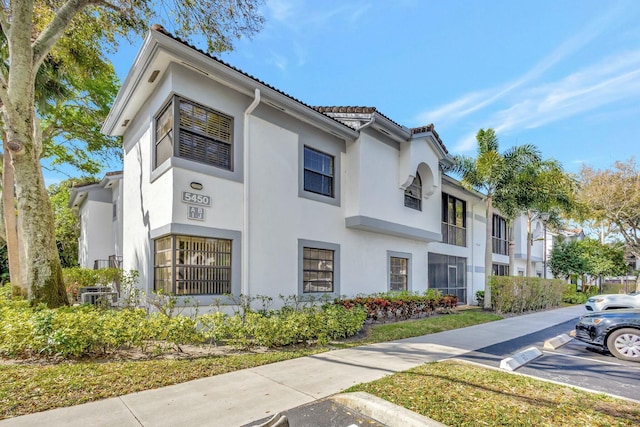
417,4,628,128
267,0,294,22
261,1,371,71
493,50,640,134
452,131,479,152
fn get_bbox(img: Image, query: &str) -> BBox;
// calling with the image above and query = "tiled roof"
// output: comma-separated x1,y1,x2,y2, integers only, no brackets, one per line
314,106,377,114
150,25,354,133
313,106,404,129
410,124,449,154
149,25,450,155
71,171,123,189
72,180,99,189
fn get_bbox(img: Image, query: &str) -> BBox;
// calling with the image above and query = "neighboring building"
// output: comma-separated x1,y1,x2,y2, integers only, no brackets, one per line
72,26,550,308
69,172,123,269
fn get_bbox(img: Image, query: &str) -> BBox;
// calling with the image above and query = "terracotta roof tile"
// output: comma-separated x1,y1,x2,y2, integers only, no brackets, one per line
410,123,449,154
313,106,404,129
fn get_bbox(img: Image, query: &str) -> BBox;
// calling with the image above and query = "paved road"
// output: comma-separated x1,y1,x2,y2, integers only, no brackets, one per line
454,316,640,401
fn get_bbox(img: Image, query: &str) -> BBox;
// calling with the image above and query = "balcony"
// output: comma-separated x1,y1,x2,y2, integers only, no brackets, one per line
93,255,123,270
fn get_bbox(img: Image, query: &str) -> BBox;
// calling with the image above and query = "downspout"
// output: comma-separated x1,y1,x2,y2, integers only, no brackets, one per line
356,115,376,132
242,88,261,295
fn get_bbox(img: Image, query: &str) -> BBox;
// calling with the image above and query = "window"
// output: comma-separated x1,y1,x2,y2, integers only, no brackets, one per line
492,264,509,276
428,253,467,304
302,247,334,293
154,235,232,295
154,97,233,170
404,174,422,210
389,256,408,291
303,147,334,197
492,214,509,255
441,193,467,247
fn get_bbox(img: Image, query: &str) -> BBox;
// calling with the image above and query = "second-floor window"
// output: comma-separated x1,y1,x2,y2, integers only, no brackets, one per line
441,193,466,247
404,174,422,211
303,146,334,197
154,97,233,170
492,214,509,255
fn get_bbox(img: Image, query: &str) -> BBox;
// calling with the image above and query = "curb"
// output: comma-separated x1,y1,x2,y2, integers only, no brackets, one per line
499,346,543,371
331,392,447,427
543,334,572,350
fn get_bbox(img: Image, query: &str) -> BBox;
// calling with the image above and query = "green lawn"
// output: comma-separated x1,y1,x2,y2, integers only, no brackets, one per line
348,360,640,427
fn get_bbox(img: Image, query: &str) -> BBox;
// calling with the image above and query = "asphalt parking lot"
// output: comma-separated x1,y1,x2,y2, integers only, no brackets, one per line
455,317,640,401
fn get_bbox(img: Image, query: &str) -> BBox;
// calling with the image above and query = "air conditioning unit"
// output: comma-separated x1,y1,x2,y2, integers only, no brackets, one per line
79,287,118,306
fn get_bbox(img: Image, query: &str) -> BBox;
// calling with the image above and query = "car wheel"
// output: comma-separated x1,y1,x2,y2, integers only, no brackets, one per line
606,328,640,362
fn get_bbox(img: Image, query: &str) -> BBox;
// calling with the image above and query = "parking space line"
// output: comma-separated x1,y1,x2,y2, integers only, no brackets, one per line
542,350,625,366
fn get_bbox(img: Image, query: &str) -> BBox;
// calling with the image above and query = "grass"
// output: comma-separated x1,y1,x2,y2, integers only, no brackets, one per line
359,308,502,344
0,348,324,419
347,360,640,427
0,308,500,420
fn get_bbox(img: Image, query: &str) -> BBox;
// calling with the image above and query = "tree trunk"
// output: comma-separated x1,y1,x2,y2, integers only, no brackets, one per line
11,149,67,306
484,196,493,309
2,151,26,297
1,0,68,307
508,220,515,275
526,211,533,277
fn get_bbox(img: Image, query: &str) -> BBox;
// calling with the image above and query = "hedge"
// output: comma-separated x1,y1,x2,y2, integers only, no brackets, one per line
489,276,565,314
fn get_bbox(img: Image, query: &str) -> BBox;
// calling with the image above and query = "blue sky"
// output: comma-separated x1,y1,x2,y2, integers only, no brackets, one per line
43,0,640,184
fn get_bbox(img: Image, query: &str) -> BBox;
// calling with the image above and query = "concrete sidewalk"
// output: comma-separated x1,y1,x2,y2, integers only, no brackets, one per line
0,305,586,426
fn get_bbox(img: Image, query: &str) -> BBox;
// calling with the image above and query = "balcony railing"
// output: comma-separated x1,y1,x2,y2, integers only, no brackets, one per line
441,223,466,247
93,255,123,270
492,237,509,255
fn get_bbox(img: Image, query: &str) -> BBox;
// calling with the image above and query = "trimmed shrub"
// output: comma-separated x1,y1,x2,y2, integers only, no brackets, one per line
336,291,458,322
489,276,565,314
0,286,368,358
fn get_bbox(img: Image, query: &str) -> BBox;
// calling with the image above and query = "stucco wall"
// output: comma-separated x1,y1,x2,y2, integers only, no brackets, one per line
78,199,115,268
118,60,494,305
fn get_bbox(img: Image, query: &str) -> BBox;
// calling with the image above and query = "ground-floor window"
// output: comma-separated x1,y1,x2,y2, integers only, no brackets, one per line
428,253,467,304
303,247,334,293
299,239,340,295
492,263,509,276
154,235,232,295
389,256,409,291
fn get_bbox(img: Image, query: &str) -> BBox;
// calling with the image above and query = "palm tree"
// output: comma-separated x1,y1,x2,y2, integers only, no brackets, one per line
510,159,576,276
450,129,540,308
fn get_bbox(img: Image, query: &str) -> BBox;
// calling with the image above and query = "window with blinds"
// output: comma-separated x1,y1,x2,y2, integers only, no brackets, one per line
154,97,233,170
303,147,334,197
404,174,422,210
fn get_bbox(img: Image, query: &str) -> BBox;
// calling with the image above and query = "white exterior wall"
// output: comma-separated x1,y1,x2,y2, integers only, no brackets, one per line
78,199,114,268
512,215,545,276
107,34,511,308
112,180,124,258
427,182,486,304
352,131,440,236
118,61,465,303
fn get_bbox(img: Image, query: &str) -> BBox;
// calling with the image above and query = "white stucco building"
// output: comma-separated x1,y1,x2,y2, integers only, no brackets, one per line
70,26,550,307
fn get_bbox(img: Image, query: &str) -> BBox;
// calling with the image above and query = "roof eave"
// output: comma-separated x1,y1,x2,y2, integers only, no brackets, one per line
103,30,358,141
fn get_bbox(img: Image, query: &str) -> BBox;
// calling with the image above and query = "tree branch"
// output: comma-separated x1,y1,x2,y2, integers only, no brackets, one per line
32,0,88,69
0,4,10,38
